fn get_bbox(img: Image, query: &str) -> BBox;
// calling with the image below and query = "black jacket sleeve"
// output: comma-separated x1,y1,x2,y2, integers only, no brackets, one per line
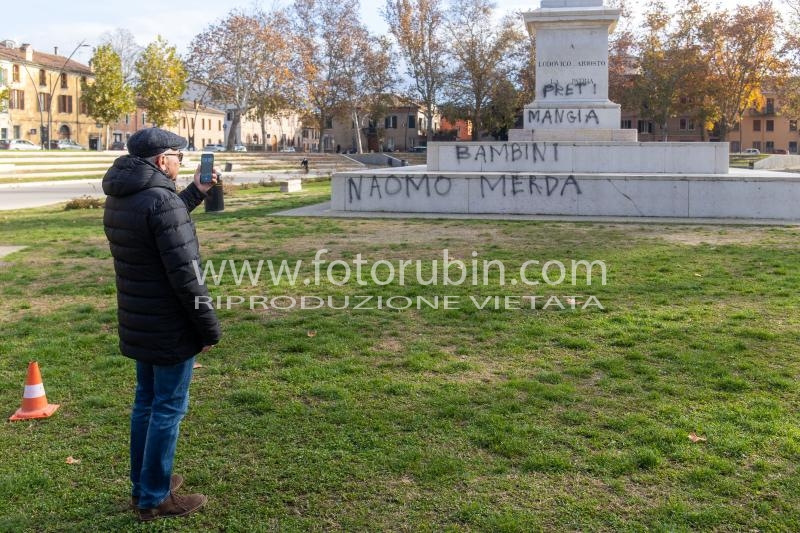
178,182,207,213
149,192,221,347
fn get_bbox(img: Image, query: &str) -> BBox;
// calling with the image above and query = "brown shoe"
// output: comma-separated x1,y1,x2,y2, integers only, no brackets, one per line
130,474,184,509
137,492,208,522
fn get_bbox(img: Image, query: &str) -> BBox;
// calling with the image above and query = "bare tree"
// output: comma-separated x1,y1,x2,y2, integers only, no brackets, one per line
186,10,270,150
444,0,523,140
291,0,362,152
99,28,142,85
382,0,448,142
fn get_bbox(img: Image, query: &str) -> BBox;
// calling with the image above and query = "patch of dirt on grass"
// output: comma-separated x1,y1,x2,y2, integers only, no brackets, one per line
640,225,799,247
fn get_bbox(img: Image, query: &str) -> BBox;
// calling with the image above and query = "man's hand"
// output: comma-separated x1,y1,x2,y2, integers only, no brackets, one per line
193,165,220,194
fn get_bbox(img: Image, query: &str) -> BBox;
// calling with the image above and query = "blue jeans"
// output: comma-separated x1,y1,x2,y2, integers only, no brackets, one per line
130,357,194,509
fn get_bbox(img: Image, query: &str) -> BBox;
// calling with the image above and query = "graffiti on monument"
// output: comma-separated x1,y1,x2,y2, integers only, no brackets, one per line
480,175,581,198
455,142,558,164
527,108,600,126
346,174,581,204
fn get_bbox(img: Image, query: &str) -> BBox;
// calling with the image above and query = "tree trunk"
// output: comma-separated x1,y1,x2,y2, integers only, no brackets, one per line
352,110,364,154
227,110,242,150
260,114,268,152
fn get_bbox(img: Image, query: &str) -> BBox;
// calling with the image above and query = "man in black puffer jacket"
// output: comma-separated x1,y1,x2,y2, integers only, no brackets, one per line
103,127,221,522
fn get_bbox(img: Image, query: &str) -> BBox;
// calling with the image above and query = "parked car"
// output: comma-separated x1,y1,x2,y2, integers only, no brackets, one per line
1,139,42,150
743,148,760,155
279,146,296,153
234,144,247,152
110,141,126,151
409,146,427,153
203,144,225,152
54,139,84,150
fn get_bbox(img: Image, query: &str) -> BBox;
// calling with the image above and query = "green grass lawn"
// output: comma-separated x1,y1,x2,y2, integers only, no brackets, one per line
1,181,800,531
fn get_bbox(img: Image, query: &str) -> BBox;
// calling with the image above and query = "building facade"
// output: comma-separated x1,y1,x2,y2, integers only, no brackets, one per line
0,40,100,147
725,94,800,154
323,99,438,153
224,109,307,151
107,100,225,150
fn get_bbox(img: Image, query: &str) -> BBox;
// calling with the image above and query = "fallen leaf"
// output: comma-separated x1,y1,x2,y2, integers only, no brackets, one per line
565,297,583,306
65,456,81,465
307,330,317,337
688,432,707,443
193,362,203,369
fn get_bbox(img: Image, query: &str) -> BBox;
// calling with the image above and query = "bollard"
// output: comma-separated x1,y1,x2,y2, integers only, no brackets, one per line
204,176,224,213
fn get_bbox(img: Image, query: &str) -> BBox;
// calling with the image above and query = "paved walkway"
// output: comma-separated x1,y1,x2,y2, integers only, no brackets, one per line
0,171,327,211
0,246,27,259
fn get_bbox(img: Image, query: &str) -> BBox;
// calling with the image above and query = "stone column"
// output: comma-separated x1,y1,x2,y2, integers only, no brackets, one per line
509,0,637,142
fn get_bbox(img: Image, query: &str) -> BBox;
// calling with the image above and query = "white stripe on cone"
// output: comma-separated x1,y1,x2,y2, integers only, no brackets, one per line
23,383,45,398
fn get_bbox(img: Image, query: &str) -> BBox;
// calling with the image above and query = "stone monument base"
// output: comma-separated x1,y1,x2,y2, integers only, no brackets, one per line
509,128,638,142
331,168,800,220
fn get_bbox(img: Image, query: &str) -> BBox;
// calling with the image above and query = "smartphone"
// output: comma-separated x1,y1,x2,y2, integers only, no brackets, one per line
200,153,214,184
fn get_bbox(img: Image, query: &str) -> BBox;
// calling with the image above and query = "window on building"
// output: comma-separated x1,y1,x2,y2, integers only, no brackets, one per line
12,64,20,82
58,95,73,114
679,118,687,130
753,141,762,151
182,117,186,129
142,112,147,124
637,120,653,134
730,141,740,153
766,141,775,153
766,98,774,114
201,118,205,129
766,119,774,132
753,119,761,132
9,90,24,110
218,120,222,131
226,111,234,121
790,141,798,154
621,119,632,129
191,118,195,129
791,120,798,132
0,128,6,140
408,115,416,129
60,73,68,89
39,69,46,86
0,68,6,84
79,98,88,115
125,114,130,125
325,117,333,129
38,93,51,112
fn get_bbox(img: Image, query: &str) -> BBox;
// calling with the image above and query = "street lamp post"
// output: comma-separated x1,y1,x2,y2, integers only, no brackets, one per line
46,40,88,150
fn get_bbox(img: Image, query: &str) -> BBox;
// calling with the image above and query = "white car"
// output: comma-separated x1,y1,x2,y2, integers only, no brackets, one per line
279,146,296,153
203,144,225,152
234,144,247,152
2,139,42,150
743,148,760,155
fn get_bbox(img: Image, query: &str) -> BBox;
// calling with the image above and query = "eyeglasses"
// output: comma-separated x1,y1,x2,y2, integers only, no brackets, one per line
163,151,183,162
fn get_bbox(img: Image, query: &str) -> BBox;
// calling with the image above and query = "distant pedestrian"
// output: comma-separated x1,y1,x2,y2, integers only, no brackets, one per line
301,158,309,173
102,127,221,522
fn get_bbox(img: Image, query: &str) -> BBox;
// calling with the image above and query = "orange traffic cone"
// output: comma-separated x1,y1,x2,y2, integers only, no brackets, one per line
9,362,59,421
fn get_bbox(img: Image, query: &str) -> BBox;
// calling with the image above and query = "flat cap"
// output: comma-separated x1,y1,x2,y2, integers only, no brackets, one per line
127,127,187,158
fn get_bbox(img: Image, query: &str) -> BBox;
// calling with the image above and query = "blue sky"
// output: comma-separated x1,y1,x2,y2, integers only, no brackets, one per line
5,0,778,66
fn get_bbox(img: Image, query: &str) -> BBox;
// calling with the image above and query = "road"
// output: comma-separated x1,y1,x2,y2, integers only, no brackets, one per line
0,171,326,211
